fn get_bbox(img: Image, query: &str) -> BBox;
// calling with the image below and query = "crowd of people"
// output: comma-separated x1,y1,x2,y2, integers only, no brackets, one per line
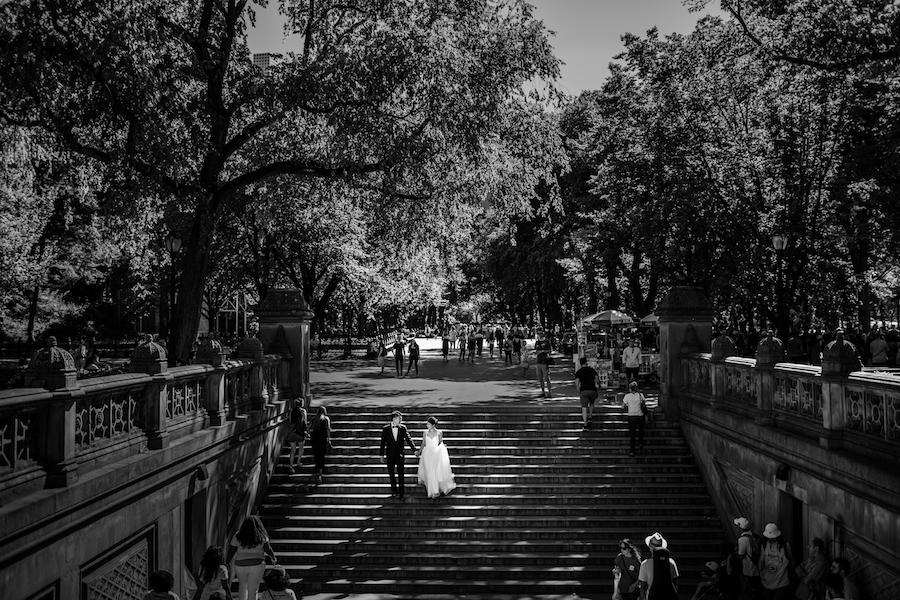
612,518,860,600
715,323,900,368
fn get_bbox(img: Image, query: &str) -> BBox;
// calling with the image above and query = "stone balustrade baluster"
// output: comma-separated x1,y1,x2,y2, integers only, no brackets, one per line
25,337,81,487
754,331,784,426
819,329,863,450
130,338,170,450
710,333,737,404
193,337,228,426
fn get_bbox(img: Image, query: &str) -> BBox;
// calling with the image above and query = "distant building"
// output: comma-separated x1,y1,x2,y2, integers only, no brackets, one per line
252,53,275,72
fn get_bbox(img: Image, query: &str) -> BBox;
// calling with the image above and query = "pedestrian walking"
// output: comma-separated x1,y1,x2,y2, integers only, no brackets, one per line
476,325,485,356
622,382,646,456
459,327,468,362
226,516,276,600
406,338,420,376
467,330,477,363
639,532,679,600
574,357,599,429
758,523,794,600
613,538,642,600
533,329,553,398
449,326,458,351
622,339,642,387
376,340,388,375
392,335,405,377
417,416,457,499
441,332,450,363
285,404,308,475
512,333,522,364
487,326,496,357
310,406,332,484
734,516,762,600
379,410,418,501
193,546,230,600
503,337,512,364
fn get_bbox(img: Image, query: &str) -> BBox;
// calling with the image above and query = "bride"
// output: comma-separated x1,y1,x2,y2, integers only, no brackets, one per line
417,417,457,499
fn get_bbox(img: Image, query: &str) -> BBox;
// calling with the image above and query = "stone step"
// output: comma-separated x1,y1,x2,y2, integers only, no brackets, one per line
271,538,718,555
260,503,718,517
276,463,702,474
300,453,698,465
263,492,715,506
261,515,724,530
265,482,709,495
270,474,703,488
266,525,716,541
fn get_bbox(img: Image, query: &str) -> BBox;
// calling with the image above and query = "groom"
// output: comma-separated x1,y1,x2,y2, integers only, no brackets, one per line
380,410,418,501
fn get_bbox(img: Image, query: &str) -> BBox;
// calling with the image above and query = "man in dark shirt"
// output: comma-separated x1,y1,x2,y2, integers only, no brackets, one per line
574,357,599,430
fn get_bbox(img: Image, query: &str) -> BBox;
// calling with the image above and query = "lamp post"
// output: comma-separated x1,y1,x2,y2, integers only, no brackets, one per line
771,233,787,338
164,233,182,347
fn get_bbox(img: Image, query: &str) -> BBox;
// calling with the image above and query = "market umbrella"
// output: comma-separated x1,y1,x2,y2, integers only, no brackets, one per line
640,313,659,326
580,310,636,327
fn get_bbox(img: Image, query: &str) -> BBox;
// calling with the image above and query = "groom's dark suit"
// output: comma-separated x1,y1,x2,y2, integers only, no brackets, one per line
380,422,417,499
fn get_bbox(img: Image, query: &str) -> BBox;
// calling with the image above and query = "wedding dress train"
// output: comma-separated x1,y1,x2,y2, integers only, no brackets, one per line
417,430,457,498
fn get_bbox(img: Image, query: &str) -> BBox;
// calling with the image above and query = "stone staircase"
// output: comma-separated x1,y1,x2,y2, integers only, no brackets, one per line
258,400,725,599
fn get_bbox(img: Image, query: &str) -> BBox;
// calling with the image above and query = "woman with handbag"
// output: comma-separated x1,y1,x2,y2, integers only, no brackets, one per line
227,516,276,600
613,538,642,600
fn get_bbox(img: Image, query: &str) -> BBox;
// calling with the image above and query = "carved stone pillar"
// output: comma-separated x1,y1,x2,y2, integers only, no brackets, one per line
710,334,737,403
253,289,314,405
655,287,715,419
27,337,81,487
754,331,784,425
194,337,228,426
130,339,170,450
819,330,862,449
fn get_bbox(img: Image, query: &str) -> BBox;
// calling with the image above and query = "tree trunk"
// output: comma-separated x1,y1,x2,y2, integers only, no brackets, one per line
604,253,620,309
26,284,40,343
585,263,598,314
169,212,213,365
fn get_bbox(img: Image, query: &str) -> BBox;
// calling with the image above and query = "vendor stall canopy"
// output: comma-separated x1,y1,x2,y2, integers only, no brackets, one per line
579,310,636,328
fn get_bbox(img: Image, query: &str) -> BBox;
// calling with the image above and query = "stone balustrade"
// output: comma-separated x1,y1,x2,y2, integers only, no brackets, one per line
0,338,293,495
681,336,900,459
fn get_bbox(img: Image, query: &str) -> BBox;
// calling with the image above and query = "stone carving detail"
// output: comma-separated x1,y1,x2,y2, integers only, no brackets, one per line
716,460,754,520
166,379,203,422
840,531,900,600
82,535,149,600
75,392,144,452
774,375,822,421
845,388,900,442
0,408,36,473
726,364,755,405
226,368,250,416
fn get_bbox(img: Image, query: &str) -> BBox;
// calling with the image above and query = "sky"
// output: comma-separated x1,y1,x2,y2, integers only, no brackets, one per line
246,1,722,95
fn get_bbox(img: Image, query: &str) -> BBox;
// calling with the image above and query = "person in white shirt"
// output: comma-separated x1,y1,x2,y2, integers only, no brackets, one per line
622,339,642,386
622,381,645,456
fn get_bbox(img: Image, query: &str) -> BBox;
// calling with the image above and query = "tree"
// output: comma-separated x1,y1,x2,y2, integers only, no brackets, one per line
0,0,560,362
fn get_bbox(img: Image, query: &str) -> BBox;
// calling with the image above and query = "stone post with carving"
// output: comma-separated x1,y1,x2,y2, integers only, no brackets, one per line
26,337,81,487
819,329,862,449
237,335,267,411
656,287,715,419
253,289,314,407
130,338,170,450
193,336,228,426
754,331,784,425
710,333,737,403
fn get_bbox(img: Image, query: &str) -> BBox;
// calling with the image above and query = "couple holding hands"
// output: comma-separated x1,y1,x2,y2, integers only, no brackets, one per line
379,410,457,501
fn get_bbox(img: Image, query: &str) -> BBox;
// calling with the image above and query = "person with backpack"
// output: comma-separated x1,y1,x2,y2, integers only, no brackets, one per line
638,532,679,600
285,404,309,475
758,523,793,600
734,516,762,599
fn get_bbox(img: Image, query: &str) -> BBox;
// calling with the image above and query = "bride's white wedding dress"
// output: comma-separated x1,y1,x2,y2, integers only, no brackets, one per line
417,430,457,498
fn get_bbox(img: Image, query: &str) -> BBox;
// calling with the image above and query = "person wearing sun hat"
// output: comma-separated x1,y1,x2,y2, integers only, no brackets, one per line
638,532,679,600
734,516,762,599
759,523,794,600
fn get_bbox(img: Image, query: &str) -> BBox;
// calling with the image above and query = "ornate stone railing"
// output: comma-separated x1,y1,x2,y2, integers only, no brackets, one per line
680,342,900,457
0,346,294,492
